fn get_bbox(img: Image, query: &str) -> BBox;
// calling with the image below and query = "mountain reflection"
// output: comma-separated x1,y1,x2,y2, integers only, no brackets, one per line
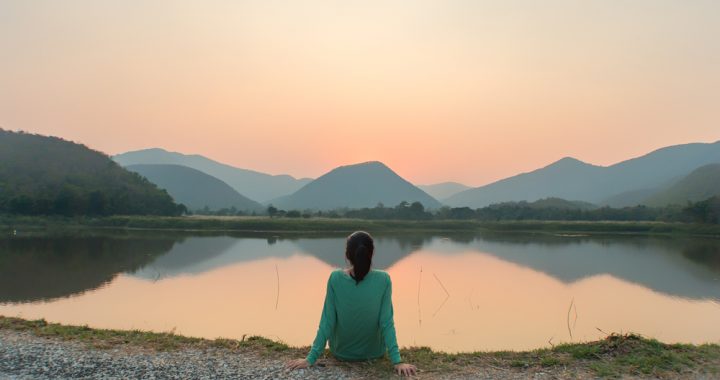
451,234,720,301
0,234,178,303
1,232,718,303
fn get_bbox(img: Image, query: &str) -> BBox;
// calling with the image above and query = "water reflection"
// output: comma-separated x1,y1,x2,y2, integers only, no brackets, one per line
0,235,177,303
439,234,720,301
1,232,719,303
1,231,719,351
132,234,432,280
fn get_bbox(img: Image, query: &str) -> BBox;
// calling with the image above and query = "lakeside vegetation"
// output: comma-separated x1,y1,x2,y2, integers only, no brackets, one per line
211,197,720,225
262,196,720,224
1,316,718,378
2,215,720,237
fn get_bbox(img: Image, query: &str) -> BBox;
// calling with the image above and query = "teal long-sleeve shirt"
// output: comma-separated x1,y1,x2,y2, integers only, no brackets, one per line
306,269,402,365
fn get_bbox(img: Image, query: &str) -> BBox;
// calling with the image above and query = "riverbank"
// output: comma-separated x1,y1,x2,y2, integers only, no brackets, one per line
1,317,718,379
2,215,720,237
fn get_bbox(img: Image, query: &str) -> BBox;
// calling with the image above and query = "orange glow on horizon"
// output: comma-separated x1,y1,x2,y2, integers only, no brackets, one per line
1,1,719,185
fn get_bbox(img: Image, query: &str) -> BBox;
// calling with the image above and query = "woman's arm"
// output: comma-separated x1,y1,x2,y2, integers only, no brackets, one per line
378,273,402,365
305,272,337,365
379,274,417,376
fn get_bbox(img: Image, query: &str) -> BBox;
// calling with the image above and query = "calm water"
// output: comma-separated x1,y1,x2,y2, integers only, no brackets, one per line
1,231,719,352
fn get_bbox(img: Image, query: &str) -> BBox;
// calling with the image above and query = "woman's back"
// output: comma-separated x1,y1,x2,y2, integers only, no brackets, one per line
306,268,400,365
288,231,415,377
328,269,397,361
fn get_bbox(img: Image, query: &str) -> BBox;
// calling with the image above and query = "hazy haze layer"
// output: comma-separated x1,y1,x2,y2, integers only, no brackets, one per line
1,1,719,185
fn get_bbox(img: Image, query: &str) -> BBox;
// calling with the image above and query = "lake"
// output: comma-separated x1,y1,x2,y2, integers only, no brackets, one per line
1,230,719,352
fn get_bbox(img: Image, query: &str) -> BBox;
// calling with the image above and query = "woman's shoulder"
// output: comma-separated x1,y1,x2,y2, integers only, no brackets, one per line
330,268,345,278
329,268,352,282
369,269,392,282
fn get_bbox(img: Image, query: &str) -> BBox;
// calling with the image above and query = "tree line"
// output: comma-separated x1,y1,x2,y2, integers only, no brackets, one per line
239,197,719,224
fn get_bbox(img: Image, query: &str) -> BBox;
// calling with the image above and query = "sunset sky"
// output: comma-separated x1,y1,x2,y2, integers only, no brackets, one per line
1,1,719,186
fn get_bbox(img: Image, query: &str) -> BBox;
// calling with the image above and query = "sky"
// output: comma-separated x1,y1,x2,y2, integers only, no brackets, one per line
1,1,719,186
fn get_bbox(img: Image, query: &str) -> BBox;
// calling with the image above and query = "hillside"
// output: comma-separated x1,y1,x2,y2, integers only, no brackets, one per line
271,161,441,211
644,164,720,206
0,130,183,216
601,188,659,208
418,182,471,201
524,197,596,210
113,149,312,202
446,141,720,208
126,164,264,212
445,157,605,208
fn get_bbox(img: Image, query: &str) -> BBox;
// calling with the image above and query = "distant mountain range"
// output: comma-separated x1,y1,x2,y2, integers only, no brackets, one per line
126,164,264,212
4,128,717,217
113,148,312,203
113,140,720,211
418,182,471,201
445,141,720,208
270,161,442,211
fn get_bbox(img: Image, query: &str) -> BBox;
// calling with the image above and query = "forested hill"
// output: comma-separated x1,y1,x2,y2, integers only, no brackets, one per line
0,130,185,216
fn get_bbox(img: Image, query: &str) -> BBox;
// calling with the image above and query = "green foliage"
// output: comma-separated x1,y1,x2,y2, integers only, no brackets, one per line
0,130,185,216
681,196,720,224
343,201,433,220
285,210,302,218
268,197,719,225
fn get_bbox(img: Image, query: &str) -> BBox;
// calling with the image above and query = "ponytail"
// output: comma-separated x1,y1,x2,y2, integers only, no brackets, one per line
346,231,374,284
351,244,371,283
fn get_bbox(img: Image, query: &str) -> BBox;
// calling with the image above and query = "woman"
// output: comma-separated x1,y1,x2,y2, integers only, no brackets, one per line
286,231,417,377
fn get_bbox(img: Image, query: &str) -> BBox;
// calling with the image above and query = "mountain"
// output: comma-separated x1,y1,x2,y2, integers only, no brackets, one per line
113,148,312,202
418,182,471,201
644,164,720,206
271,161,442,211
445,157,605,208
601,188,659,208
446,141,720,208
126,164,264,212
0,130,183,216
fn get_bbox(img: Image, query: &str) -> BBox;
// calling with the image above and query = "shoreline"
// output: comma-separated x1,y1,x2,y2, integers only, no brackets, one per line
1,316,719,379
2,215,720,237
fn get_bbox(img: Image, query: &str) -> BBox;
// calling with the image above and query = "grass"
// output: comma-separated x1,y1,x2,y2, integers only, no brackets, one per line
2,215,719,237
2,316,718,378
0,316,300,355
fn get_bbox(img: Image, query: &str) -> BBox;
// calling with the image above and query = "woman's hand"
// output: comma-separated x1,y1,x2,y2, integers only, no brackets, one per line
394,363,417,377
285,358,310,370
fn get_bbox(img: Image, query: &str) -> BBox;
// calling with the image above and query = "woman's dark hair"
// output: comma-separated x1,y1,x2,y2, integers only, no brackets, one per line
346,231,374,284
